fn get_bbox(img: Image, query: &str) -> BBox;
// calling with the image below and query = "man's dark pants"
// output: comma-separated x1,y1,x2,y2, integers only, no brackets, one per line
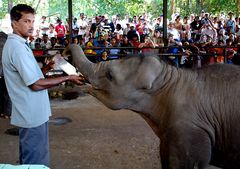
19,122,50,167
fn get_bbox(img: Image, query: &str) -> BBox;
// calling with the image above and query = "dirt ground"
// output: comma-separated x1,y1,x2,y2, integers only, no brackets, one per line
0,85,221,169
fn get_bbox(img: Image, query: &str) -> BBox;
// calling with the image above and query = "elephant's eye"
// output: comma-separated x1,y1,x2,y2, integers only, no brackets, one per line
105,71,113,81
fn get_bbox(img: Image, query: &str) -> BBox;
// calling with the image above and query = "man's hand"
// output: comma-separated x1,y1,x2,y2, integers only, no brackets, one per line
67,75,85,85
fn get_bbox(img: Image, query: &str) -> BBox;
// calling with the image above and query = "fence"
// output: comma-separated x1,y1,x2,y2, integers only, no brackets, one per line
33,45,240,69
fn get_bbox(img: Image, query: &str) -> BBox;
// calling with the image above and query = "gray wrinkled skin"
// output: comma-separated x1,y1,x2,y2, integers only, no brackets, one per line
63,44,240,169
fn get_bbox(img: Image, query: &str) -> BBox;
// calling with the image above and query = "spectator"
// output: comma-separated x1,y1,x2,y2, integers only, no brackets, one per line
123,23,131,35
136,18,144,42
225,38,237,64
63,38,70,47
72,17,79,38
39,16,49,36
40,34,51,49
190,16,202,41
65,18,70,36
174,15,182,33
199,22,217,43
93,34,105,55
0,13,13,34
139,35,155,54
28,35,35,49
114,23,123,41
79,37,85,48
127,25,140,41
167,33,182,67
167,21,180,41
46,24,57,39
151,30,164,53
78,13,88,39
129,34,141,54
55,18,66,45
218,28,227,42
109,37,120,59
84,38,96,55
97,50,110,62
119,35,133,54
50,37,57,48
225,12,236,35
154,16,163,32
143,20,152,36
72,37,79,45
152,30,164,47
132,15,138,26
181,16,191,40
215,40,225,63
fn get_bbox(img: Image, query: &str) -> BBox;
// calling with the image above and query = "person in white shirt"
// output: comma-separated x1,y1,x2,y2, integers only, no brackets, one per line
0,13,13,34
46,24,57,39
40,34,52,49
78,13,88,39
39,16,49,36
167,21,180,41
200,23,217,43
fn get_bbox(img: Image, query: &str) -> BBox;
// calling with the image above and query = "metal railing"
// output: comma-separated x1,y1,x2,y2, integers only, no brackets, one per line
33,45,240,66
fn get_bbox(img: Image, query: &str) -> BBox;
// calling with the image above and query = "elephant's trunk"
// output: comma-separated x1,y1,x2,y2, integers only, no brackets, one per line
62,44,98,83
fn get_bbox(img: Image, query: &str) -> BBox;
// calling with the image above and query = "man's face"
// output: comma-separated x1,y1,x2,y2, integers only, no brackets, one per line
80,14,84,19
43,35,48,42
12,12,35,39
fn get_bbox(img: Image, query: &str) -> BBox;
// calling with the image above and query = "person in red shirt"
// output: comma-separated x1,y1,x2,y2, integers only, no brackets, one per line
136,18,144,42
55,18,66,45
129,34,141,54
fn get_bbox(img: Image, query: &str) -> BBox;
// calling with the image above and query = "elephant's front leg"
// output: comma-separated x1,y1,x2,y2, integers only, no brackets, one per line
160,127,212,169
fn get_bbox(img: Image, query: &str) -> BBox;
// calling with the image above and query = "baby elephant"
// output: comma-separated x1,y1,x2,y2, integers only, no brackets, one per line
63,44,240,169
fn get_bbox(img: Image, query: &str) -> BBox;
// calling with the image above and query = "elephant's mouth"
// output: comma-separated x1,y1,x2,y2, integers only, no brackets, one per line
86,84,108,96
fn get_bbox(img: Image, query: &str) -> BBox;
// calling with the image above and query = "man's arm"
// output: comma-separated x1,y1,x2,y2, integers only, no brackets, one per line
29,75,84,91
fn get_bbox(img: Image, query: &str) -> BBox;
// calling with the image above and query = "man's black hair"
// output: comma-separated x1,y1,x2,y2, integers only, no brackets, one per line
10,4,35,22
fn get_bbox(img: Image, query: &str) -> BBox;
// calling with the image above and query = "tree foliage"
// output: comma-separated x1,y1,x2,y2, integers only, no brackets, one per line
1,0,240,21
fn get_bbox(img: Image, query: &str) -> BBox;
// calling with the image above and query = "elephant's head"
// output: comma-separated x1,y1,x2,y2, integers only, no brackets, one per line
62,44,165,112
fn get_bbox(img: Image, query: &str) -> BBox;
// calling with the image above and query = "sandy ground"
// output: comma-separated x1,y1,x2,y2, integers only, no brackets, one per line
0,85,221,169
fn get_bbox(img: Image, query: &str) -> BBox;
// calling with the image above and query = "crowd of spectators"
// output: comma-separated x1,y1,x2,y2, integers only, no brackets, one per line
3,10,240,67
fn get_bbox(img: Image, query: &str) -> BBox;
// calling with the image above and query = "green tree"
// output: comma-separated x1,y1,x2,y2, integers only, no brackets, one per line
1,0,240,22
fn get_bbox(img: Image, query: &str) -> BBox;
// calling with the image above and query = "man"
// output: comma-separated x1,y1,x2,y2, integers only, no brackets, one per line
72,17,79,38
199,22,217,43
225,11,236,35
2,4,84,167
39,16,49,36
77,13,88,40
167,21,180,41
55,18,66,45
40,34,52,49
190,16,202,41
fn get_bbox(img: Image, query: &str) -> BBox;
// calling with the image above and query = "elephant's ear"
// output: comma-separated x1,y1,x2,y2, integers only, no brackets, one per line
135,57,161,90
